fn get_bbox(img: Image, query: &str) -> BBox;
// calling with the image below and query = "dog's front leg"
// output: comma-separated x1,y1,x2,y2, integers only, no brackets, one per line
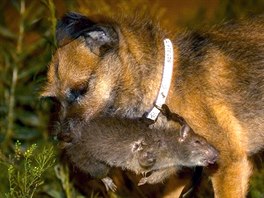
211,155,252,198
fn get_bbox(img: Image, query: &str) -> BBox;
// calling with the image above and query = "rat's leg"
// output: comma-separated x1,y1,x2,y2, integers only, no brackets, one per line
86,160,110,178
101,177,117,191
85,160,117,191
138,167,176,186
138,150,156,168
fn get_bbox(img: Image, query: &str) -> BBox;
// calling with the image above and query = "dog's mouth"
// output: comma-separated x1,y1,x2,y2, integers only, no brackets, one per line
57,131,73,143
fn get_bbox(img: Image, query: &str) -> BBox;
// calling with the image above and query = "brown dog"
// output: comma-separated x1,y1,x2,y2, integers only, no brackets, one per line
42,12,264,197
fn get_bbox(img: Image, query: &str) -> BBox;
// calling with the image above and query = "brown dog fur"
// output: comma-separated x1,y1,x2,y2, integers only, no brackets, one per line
42,13,264,197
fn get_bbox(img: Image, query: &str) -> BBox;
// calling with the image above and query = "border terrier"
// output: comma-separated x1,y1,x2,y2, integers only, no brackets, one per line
42,12,264,197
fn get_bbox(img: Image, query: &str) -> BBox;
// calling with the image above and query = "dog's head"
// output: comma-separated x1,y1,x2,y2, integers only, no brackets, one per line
42,12,121,123
41,12,166,135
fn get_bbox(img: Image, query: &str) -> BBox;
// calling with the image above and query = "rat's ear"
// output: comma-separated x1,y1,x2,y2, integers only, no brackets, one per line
179,125,190,141
56,12,119,56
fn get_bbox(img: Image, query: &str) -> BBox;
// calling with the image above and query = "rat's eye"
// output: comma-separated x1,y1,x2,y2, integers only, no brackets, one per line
67,85,87,104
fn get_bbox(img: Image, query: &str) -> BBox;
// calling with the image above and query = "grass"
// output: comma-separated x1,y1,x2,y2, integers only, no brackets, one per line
5,141,55,198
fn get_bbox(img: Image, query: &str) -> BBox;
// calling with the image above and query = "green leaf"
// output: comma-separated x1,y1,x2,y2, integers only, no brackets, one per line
44,189,64,198
0,25,16,40
16,110,41,127
13,125,41,140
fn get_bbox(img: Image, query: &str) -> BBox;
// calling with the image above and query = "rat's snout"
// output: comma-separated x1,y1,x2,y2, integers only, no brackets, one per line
205,146,219,165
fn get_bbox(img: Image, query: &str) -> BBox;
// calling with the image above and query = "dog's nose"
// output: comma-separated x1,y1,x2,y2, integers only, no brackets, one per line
57,132,73,142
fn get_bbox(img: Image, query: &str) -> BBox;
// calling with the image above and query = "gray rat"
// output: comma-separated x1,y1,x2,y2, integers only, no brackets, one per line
59,118,218,191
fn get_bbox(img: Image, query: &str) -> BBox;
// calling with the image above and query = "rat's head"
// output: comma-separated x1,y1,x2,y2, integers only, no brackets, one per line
175,125,219,167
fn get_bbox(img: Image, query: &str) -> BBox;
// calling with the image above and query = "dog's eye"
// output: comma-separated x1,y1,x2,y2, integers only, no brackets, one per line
67,86,87,104
45,96,61,112
48,96,61,106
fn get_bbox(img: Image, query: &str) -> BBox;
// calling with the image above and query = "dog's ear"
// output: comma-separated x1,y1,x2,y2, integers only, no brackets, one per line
56,12,119,56
56,12,96,46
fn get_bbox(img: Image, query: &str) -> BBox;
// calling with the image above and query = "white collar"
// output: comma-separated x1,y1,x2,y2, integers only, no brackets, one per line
146,38,174,122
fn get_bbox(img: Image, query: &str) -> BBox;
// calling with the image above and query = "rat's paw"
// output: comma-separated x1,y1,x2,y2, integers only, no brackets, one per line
138,151,156,168
101,177,117,192
138,177,148,186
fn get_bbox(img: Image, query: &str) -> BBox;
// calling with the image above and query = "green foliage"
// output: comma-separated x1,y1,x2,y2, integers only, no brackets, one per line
215,0,264,20
5,141,55,198
248,159,264,198
54,163,86,198
0,0,55,150
0,0,64,197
